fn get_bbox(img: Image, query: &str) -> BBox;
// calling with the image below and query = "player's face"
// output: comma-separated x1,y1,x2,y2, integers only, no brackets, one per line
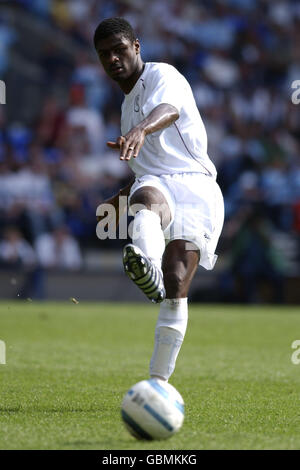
96,34,140,82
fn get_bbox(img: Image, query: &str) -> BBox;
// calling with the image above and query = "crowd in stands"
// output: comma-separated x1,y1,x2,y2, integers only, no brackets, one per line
0,0,299,301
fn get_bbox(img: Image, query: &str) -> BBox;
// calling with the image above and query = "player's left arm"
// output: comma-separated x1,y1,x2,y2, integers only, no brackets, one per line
107,103,179,161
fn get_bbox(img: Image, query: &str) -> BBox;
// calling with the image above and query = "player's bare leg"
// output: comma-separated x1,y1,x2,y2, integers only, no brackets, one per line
123,186,171,303
162,240,200,298
129,186,171,230
150,240,199,381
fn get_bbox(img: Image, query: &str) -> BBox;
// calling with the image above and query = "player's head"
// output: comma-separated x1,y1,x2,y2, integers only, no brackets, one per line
93,17,136,46
93,17,142,82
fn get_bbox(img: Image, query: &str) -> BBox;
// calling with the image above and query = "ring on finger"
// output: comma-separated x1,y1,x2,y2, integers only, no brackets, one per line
128,146,134,150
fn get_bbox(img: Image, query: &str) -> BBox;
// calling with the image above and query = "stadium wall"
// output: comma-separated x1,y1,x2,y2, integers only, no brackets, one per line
0,269,299,304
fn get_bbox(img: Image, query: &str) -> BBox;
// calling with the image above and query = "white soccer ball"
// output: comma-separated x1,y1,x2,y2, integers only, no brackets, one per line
121,378,184,440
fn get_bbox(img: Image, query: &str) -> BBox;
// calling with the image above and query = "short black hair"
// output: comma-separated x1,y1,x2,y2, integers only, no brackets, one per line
93,17,136,49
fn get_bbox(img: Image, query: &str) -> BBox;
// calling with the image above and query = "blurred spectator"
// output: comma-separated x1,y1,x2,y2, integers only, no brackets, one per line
261,157,293,231
0,226,44,299
0,142,64,241
225,205,286,303
0,226,36,268
71,50,110,110
66,83,105,155
35,225,82,270
0,17,17,74
35,97,66,148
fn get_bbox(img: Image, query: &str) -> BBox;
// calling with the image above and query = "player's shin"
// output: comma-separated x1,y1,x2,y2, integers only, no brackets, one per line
132,209,165,271
149,298,188,381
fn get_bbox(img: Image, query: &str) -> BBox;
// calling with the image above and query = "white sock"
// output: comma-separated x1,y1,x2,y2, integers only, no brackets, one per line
132,209,165,271
149,298,188,381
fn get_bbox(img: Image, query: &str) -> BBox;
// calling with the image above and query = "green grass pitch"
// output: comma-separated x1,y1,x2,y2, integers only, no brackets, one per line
0,301,300,450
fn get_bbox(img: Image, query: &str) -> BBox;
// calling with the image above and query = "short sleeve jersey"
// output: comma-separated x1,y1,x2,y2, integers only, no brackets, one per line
121,62,217,179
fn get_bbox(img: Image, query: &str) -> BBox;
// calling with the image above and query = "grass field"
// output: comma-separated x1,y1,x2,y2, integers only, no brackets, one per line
0,301,300,450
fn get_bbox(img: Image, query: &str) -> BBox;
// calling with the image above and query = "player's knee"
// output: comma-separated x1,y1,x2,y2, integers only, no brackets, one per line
163,270,187,298
130,187,159,209
130,187,171,229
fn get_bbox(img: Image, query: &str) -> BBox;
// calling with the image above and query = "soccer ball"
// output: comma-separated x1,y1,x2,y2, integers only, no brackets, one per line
121,378,184,440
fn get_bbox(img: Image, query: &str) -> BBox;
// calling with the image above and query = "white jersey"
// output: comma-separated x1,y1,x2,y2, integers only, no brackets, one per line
121,62,217,179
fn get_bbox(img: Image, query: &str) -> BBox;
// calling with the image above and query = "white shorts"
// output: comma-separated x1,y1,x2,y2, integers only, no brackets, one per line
128,172,224,270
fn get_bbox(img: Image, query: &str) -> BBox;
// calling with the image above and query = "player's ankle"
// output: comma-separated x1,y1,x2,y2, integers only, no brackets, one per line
150,375,168,382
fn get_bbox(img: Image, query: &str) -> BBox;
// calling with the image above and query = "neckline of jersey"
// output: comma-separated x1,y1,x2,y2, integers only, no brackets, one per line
124,62,148,99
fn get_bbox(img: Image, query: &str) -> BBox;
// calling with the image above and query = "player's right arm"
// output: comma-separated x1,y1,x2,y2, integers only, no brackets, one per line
107,103,179,161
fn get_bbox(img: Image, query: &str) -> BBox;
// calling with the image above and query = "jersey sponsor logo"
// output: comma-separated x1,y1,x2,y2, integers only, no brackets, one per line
134,94,140,112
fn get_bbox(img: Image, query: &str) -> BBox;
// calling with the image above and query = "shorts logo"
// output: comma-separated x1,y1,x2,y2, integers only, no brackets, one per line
134,94,140,112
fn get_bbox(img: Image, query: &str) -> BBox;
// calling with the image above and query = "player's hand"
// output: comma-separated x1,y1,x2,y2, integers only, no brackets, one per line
106,126,146,161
